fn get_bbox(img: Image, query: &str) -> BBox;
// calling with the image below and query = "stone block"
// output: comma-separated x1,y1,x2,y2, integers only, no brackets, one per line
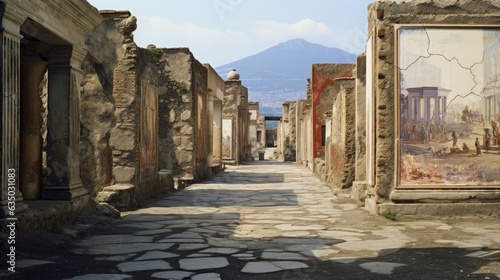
351,181,369,204
180,110,191,121
114,166,136,183
95,202,121,218
159,169,174,193
97,184,138,211
110,127,135,151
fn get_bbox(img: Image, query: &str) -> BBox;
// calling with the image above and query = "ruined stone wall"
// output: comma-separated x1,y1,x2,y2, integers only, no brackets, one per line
239,86,250,161
205,64,225,169
311,64,354,160
352,54,368,204
368,0,500,207
296,99,309,166
158,48,197,180
326,78,356,189
223,80,242,163
108,13,141,187
249,102,260,158
82,11,162,209
137,48,159,198
192,58,209,180
282,101,297,162
354,54,367,182
81,16,124,196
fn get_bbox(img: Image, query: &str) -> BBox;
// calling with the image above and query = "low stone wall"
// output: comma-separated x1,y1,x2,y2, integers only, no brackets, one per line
15,195,93,234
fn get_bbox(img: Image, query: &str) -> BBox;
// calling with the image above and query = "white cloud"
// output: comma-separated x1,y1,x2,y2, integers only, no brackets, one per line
254,18,331,38
253,18,367,55
134,16,253,66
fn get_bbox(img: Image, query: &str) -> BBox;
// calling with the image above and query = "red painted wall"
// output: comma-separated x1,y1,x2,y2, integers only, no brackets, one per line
311,64,353,159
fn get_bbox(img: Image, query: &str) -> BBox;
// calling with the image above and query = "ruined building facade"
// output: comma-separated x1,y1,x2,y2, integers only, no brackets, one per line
282,0,500,217
0,2,256,232
222,69,252,165
0,0,102,231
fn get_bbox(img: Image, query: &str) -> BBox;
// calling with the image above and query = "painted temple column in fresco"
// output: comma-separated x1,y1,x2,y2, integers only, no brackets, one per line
43,46,87,200
19,54,47,200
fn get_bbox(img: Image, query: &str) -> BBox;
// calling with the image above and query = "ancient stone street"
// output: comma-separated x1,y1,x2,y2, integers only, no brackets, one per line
4,160,500,280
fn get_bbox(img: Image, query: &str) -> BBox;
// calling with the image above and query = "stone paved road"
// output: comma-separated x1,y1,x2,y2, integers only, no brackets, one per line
3,161,500,280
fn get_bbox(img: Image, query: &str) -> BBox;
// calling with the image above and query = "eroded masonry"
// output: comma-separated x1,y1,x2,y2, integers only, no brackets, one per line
0,1,256,232
278,0,500,216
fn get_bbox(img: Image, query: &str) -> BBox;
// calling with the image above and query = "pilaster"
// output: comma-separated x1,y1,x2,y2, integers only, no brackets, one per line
0,3,27,216
43,46,87,200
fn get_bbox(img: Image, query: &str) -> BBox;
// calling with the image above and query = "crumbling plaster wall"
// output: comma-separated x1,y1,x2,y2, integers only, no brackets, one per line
81,19,123,196
158,48,208,181
249,102,260,158
282,101,297,162
368,0,500,203
354,54,367,182
223,80,244,163
81,11,161,208
326,78,356,189
311,64,354,160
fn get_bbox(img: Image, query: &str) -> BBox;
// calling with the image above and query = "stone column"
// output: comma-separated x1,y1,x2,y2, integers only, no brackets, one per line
442,97,447,122
43,46,87,200
416,98,421,121
424,97,431,124
19,54,47,200
434,97,440,125
485,97,490,123
407,96,413,123
0,9,28,217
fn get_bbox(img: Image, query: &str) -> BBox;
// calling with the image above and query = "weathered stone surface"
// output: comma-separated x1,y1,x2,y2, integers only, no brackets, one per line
110,128,135,151
117,260,172,272
151,271,195,280
179,257,229,270
97,184,138,211
113,167,136,183
241,261,309,274
95,203,121,218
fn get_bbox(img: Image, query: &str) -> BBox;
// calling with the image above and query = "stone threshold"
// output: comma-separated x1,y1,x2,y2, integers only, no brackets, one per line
365,197,500,219
10,195,94,234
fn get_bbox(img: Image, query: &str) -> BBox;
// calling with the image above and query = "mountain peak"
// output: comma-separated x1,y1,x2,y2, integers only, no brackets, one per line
277,38,315,50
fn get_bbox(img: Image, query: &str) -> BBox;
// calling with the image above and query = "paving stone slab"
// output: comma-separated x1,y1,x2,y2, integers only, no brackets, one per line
76,235,153,246
179,257,229,270
177,244,210,251
359,262,407,275
95,254,136,262
150,271,194,280
199,248,240,255
65,274,133,280
261,252,308,261
241,261,309,274
17,259,54,268
134,229,174,236
135,251,179,260
72,243,174,255
191,273,222,280
117,260,172,272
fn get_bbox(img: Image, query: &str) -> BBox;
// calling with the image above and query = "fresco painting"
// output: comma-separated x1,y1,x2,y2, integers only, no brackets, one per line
398,27,500,186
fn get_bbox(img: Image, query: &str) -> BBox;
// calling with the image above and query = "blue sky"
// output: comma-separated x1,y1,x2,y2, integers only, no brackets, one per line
87,0,374,66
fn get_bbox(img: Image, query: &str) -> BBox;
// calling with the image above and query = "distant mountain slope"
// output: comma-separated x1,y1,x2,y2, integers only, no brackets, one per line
215,38,357,116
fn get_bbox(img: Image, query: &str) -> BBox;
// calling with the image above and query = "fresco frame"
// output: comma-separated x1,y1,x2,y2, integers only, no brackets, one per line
395,25,500,190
